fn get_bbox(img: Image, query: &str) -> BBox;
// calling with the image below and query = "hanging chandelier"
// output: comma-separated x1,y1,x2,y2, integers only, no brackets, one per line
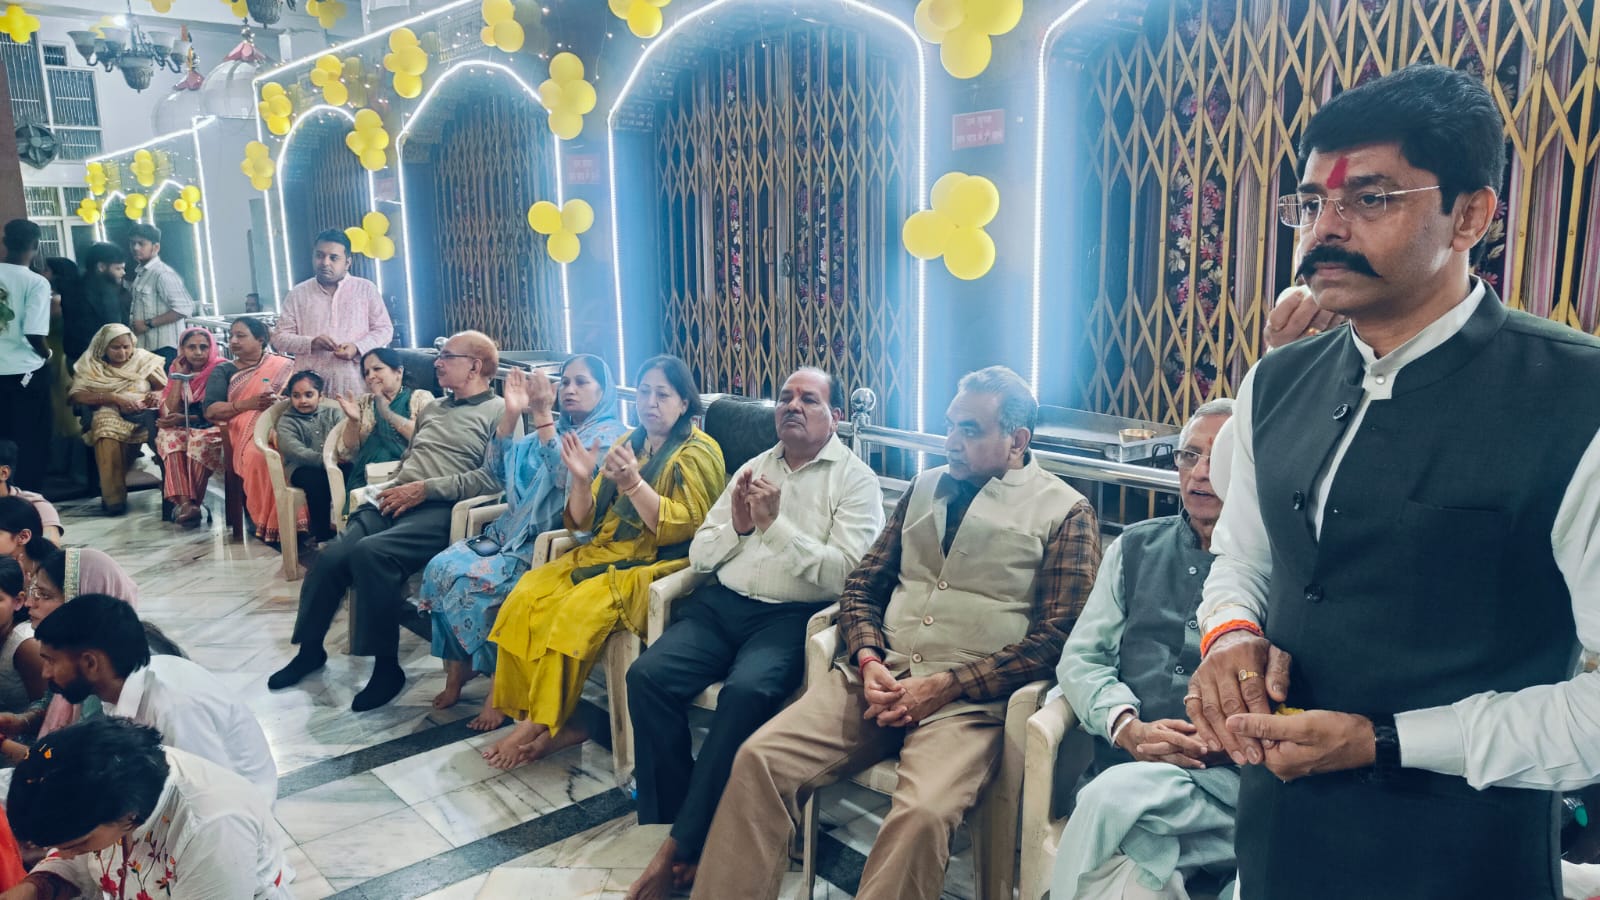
65,0,189,92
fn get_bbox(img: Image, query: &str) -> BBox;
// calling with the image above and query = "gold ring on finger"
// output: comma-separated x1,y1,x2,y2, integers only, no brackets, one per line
1183,693,1201,703
1236,669,1261,683
1307,327,1321,335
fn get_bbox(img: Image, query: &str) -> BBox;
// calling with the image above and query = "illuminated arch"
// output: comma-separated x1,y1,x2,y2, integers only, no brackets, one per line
273,105,379,301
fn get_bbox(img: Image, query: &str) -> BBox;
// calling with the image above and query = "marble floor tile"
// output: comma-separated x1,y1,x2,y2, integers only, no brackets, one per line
475,866,613,897
505,743,616,807
373,737,507,805
411,772,561,847
415,874,489,900
298,806,454,883
273,772,409,844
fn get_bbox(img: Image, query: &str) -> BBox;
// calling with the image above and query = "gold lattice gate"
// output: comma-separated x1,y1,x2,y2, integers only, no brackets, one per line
656,25,914,423
1052,0,1600,427
282,111,372,285
405,87,560,351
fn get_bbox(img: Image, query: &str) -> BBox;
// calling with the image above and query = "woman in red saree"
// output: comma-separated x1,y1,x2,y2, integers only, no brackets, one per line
201,318,302,544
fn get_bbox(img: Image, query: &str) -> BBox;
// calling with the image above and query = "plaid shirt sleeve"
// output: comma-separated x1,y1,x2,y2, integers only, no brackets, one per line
948,499,1103,702
157,265,196,316
837,486,913,663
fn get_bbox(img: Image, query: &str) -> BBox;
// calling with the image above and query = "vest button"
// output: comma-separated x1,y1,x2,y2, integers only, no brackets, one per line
937,580,949,590
1333,403,1351,420
911,652,923,664
1187,565,1198,575
922,615,934,626
1292,491,1305,510
1174,664,1186,675
1305,585,1324,603
1187,618,1198,629
1374,374,1387,385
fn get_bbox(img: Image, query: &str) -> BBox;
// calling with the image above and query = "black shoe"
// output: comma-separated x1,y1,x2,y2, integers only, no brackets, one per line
267,648,327,690
352,660,405,712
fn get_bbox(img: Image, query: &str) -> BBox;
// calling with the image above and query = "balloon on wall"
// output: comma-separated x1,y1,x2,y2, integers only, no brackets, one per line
527,198,593,264
75,197,100,224
130,150,157,188
305,0,346,29
309,54,352,106
257,82,293,135
901,171,999,280
240,141,275,191
0,5,39,44
912,0,1022,79
346,212,395,261
172,185,203,224
608,0,671,39
123,193,149,221
84,162,107,195
538,52,595,141
382,27,429,99
344,109,390,172
481,0,525,52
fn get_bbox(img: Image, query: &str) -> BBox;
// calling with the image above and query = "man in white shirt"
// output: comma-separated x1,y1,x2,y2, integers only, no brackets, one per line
1187,64,1600,899
624,368,884,900
3,718,291,900
127,223,196,366
270,230,394,397
33,593,278,802
0,220,53,492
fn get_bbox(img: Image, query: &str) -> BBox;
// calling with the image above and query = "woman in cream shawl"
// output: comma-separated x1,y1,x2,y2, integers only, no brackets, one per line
67,324,167,515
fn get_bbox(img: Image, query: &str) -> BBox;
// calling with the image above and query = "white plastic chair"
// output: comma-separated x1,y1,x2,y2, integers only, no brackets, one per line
252,399,307,581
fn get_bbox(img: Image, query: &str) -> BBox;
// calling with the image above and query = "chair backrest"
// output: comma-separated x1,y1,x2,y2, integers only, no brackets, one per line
322,417,346,470
253,398,289,456
393,349,442,397
702,395,780,475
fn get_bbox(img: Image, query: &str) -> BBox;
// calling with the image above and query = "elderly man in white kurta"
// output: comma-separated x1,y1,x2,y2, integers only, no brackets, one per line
271,229,393,397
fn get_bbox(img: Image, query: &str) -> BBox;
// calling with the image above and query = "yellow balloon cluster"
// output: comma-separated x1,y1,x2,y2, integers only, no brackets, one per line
346,212,395,261
84,162,107,196
258,83,293,136
901,172,1000,281
240,141,276,191
527,198,594,264
914,0,1023,79
172,185,203,224
123,193,149,222
0,5,39,44
305,0,345,29
310,55,353,106
76,197,100,225
218,0,247,18
89,15,115,37
344,109,389,172
481,0,524,52
130,150,157,188
538,53,595,142
146,0,174,13
382,27,429,99
607,0,670,40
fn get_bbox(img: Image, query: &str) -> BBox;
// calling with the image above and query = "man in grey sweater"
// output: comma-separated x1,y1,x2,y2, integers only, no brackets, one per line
269,331,507,711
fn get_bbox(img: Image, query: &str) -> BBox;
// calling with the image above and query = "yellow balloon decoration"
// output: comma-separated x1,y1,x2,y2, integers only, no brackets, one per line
912,0,1022,79
527,198,593,264
123,193,149,222
538,52,595,141
84,162,107,196
383,27,429,99
309,54,351,106
89,15,115,37
609,0,670,39
172,185,203,224
900,171,1000,280
75,197,101,225
0,5,39,44
130,150,157,188
344,109,390,172
345,212,395,261
305,0,346,29
481,0,524,52
258,82,293,136
218,0,247,18
240,141,275,192
147,0,174,13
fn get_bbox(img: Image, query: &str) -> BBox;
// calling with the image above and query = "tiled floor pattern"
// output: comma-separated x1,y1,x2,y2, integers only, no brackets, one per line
59,486,979,899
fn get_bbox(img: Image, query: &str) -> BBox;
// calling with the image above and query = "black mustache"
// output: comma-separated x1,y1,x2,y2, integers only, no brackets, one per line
1297,245,1380,281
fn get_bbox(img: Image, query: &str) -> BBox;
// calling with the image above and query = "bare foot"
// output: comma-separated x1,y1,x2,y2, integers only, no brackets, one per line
469,698,508,732
483,719,546,769
626,838,679,900
432,661,474,710
526,721,588,762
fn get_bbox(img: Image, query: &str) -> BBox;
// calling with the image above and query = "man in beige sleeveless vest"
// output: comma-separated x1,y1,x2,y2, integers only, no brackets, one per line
690,366,1103,900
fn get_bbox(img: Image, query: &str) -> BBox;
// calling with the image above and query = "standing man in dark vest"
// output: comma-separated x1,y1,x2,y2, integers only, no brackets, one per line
1187,64,1600,899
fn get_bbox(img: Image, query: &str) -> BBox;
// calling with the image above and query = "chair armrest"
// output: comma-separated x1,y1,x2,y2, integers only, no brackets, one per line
449,493,504,543
805,624,841,692
532,529,573,566
804,603,838,642
1021,694,1081,899
323,419,348,531
646,568,710,645
465,503,508,539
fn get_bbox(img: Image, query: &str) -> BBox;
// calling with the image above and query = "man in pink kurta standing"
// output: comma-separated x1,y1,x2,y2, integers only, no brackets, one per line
271,230,394,397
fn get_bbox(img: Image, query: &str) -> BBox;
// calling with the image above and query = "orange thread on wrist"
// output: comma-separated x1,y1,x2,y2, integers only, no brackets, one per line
1200,619,1263,657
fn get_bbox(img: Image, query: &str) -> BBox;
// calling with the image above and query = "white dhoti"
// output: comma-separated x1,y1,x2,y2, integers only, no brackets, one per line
1052,761,1239,900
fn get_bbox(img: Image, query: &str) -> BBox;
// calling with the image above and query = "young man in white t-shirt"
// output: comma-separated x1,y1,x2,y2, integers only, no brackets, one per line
0,220,53,491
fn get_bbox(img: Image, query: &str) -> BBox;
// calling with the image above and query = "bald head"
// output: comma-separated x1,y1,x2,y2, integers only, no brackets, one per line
435,330,499,394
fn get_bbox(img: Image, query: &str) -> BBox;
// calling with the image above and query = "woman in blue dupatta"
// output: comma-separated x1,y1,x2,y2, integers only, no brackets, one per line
419,353,625,730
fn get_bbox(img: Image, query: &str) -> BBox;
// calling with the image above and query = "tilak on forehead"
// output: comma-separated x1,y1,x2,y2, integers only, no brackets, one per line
1327,156,1351,190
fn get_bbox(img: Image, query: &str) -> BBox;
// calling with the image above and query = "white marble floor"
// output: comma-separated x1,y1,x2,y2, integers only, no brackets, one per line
58,487,978,899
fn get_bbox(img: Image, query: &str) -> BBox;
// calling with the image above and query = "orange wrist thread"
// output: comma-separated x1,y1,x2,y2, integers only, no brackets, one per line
1200,619,1263,657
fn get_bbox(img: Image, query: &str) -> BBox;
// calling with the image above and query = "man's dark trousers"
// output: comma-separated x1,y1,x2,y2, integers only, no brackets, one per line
291,501,454,656
627,580,828,860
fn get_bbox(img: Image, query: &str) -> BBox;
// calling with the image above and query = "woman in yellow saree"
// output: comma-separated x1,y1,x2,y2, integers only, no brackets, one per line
484,355,724,769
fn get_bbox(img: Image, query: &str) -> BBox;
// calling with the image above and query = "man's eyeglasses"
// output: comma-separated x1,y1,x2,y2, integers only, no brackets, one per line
435,351,478,364
1276,185,1441,229
1174,449,1211,471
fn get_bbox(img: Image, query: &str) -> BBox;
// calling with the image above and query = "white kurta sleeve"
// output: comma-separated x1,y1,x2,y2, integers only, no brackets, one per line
1396,427,1600,790
1057,536,1140,740
1197,367,1272,634
167,813,264,900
